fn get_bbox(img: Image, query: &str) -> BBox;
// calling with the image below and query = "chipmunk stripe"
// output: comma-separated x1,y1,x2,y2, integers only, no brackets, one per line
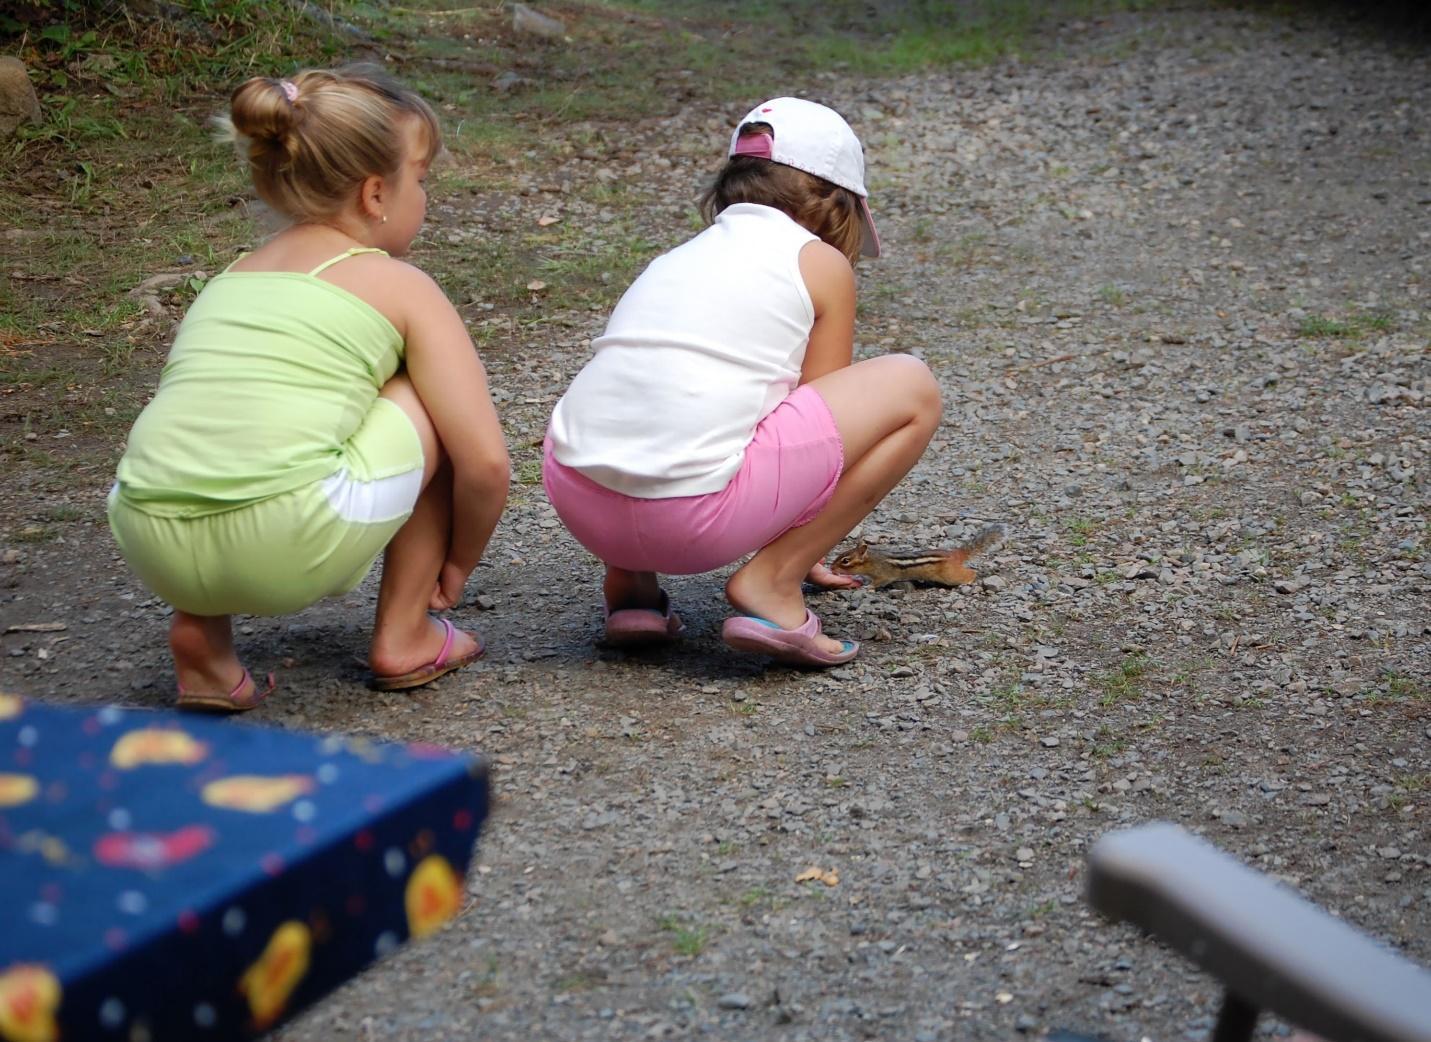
885,555,953,568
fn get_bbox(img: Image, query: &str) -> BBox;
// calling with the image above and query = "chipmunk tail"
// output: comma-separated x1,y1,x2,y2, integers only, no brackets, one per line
962,523,1007,560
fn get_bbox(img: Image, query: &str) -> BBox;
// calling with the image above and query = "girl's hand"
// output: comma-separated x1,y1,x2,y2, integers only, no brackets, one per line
806,561,862,590
430,561,468,611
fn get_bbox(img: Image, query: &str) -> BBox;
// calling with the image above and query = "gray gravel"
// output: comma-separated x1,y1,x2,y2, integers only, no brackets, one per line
1,6,1426,1041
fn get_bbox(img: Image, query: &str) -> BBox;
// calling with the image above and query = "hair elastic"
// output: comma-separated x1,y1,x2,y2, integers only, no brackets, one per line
279,79,299,103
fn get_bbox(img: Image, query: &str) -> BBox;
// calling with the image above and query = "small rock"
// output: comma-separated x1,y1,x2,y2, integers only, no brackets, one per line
513,3,565,39
1040,736,1060,748
0,57,41,139
492,71,530,94
717,992,752,1010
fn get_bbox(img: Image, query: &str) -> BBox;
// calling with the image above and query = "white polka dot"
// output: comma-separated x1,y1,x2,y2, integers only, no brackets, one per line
318,737,344,756
383,848,405,877
107,808,132,830
193,1003,217,1028
99,997,126,1028
374,931,398,957
30,902,57,926
292,800,317,823
98,706,125,725
130,1021,153,1042
222,907,246,937
117,890,147,915
317,763,339,784
17,725,38,748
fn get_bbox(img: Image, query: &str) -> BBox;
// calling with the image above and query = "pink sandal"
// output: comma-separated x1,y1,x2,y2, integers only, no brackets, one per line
370,618,484,691
176,669,275,713
721,610,858,668
603,590,686,647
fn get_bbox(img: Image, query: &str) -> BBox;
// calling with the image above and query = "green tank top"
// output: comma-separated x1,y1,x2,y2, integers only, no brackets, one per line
115,249,407,518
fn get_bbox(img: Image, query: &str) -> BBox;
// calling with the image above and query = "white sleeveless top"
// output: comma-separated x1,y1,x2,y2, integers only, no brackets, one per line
549,203,818,498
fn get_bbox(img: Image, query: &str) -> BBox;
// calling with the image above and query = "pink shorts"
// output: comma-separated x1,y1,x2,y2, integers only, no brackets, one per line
542,384,844,575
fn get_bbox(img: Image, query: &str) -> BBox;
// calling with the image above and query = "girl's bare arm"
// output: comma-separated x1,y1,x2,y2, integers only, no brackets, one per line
797,239,857,385
393,266,510,577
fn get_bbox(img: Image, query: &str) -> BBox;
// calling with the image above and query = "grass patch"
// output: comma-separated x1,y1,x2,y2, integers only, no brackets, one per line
735,886,770,909
11,525,58,543
1295,311,1395,339
552,972,599,993
1096,652,1151,707
636,0,1164,76
657,914,710,957
1066,517,1097,547
1089,725,1129,759
1365,672,1428,713
1097,283,1127,307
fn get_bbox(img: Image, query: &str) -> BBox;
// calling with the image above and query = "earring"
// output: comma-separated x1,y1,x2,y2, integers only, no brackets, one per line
381,215,388,224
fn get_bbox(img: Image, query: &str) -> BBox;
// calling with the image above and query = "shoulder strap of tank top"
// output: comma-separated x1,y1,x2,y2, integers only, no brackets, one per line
221,251,251,273
307,247,389,277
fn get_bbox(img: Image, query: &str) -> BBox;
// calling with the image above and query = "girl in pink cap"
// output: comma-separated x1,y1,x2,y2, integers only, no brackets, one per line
543,97,941,666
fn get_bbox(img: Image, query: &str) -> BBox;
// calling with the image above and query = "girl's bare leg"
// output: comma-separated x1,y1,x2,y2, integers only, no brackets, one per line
170,611,244,694
368,374,481,675
603,567,663,612
725,355,941,656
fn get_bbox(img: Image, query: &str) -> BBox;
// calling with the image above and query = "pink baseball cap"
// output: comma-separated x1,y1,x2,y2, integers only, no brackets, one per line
728,96,881,259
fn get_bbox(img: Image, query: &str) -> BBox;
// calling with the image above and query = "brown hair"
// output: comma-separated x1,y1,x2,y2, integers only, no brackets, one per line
697,122,865,266
219,65,442,224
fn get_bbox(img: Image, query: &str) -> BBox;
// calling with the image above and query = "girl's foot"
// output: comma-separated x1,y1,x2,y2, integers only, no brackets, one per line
169,611,247,698
726,562,849,658
369,615,482,680
807,561,861,590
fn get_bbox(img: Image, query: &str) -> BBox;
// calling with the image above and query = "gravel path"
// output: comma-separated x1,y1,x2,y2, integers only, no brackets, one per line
1,6,1426,1041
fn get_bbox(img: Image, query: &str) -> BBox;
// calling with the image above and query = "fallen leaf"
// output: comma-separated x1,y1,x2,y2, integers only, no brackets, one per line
537,215,560,226
795,866,839,887
526,280,548,292
6,622,67,633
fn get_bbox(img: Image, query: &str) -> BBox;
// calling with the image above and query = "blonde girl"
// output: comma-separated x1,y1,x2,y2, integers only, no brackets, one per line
108,67,509,709
543,97,941,667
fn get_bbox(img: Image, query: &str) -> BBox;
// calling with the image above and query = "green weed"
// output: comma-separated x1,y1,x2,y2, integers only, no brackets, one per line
658,915,710,957
1066,518,1097,546
1296,311,1395,339
736,886,770,909
1097,653,1151,707
1366,672,1427,710
1090,725,1129,759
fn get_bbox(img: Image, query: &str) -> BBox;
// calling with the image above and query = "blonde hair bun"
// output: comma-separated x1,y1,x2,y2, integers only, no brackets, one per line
228,76,301,148
216,65,441,224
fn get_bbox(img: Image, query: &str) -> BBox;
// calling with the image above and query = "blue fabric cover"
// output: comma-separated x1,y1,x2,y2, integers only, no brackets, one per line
0,695,489,1042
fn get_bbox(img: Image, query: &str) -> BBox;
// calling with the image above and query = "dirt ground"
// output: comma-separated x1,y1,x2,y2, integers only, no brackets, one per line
1,4,1427,1041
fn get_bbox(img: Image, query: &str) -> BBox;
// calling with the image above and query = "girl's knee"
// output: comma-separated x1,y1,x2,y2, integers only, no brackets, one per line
887,355,941,420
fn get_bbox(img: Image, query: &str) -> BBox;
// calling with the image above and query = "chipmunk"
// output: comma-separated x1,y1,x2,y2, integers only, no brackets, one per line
829,524,1007,589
